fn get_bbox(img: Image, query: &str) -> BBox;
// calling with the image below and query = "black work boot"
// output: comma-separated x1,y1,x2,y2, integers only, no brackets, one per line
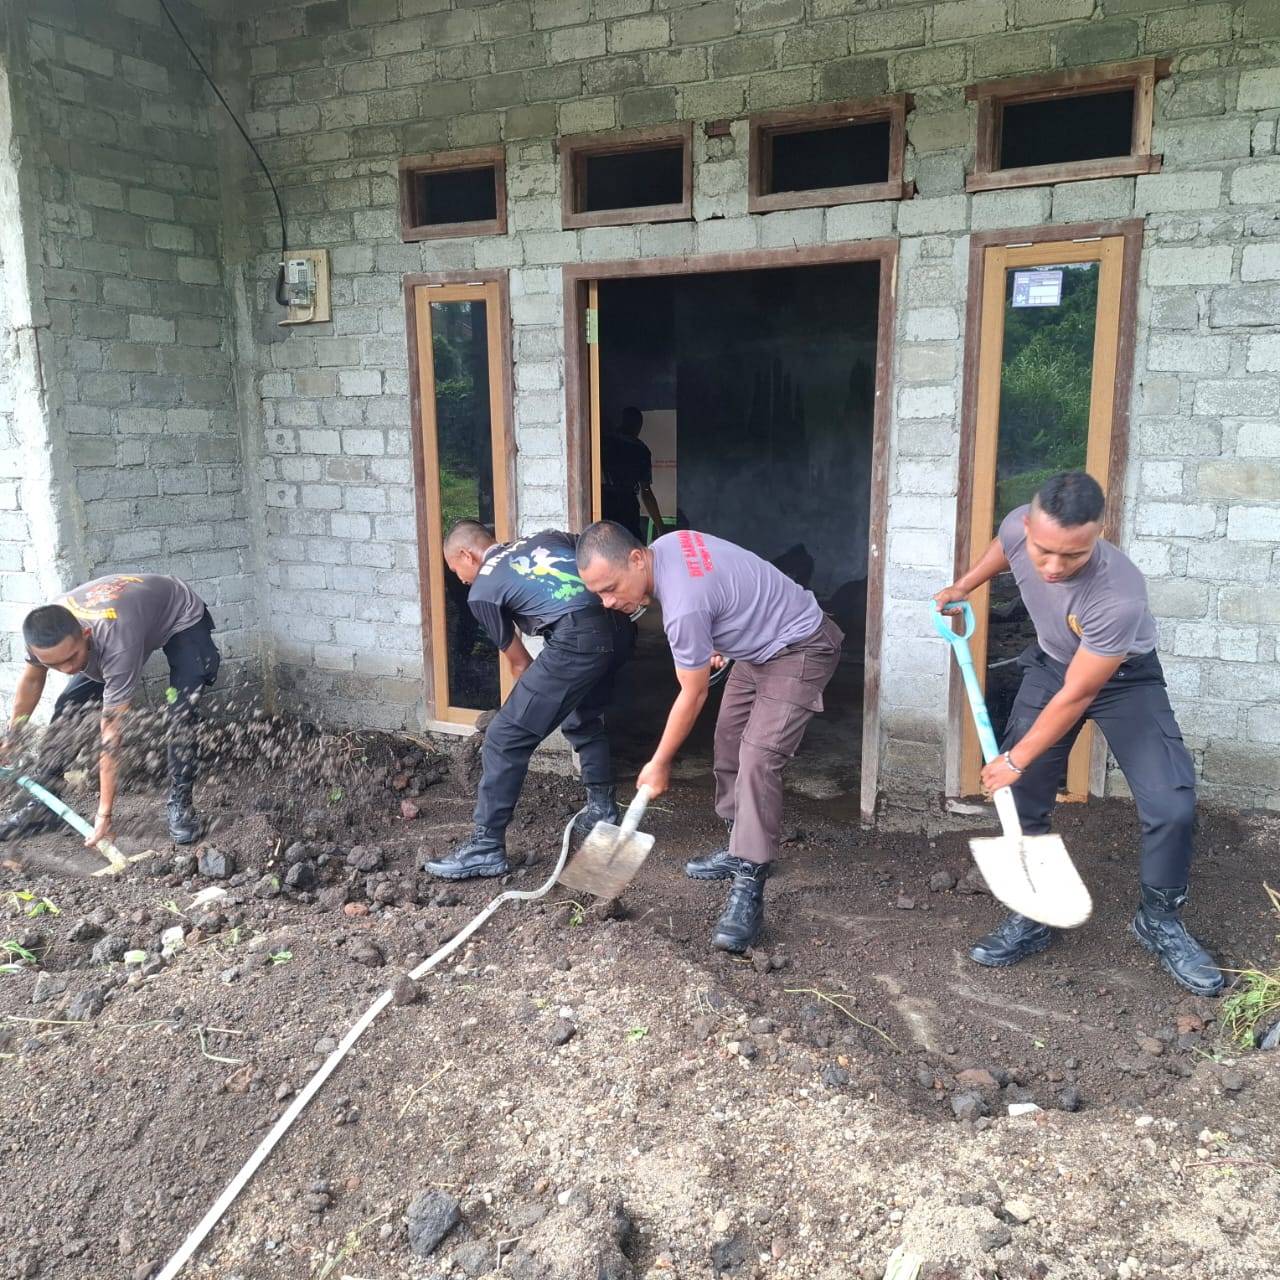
424,825,509,880
685,820,776,881
970,912,1053,967
0,795,63,843
710,857,768,953
167,783,200,845
573,785,619,836
1132,884,1224,997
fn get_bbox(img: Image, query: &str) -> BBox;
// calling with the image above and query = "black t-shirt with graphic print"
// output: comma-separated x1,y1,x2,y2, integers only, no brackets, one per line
466,530,598,652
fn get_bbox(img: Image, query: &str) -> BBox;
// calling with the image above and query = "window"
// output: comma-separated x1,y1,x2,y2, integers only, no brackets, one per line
561,124,692,229
967,59,1168,193
406,275,516,725
953,223,1142,800
749,95,913,214
399,147,506,242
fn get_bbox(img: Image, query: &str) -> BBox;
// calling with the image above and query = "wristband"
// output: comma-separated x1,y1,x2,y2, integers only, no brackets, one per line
1004,751,1024,775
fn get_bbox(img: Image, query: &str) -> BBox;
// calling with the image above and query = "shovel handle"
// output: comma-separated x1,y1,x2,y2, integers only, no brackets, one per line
931,600,1001,765
618,785,652,838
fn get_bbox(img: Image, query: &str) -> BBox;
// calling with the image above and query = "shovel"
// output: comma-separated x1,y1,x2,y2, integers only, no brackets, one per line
932,602,1092,929
557,785,654,900
0,766,149,876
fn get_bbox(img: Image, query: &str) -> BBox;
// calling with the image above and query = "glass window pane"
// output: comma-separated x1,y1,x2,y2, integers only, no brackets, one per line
986,260,1098,737
431,299,500,711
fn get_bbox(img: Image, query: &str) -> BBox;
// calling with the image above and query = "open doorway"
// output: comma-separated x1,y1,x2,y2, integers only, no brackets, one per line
578,259,885,807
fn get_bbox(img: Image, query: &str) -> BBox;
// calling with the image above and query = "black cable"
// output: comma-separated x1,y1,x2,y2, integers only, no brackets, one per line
157,0,289,306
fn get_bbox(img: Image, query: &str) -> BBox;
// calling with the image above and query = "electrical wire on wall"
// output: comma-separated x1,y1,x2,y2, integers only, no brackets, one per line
157,0,290,307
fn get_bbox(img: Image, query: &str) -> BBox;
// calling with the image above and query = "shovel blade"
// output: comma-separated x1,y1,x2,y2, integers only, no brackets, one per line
557,819,655,900
969,832,1092,929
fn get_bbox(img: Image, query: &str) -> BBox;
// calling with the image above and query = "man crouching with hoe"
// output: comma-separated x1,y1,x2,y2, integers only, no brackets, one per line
577,520,843,953
1,574,220,849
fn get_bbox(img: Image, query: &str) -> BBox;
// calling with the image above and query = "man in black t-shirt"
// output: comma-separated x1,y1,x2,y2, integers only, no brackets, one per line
423,521,636,879
600,407,665,544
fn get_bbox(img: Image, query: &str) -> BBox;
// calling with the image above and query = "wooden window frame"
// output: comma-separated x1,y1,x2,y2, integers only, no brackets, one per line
966,59,1170,193
404,271,517,728
398,146,507,243
560,123,693,230
951,219,1143,802
748,94,914,214
562,239,898,826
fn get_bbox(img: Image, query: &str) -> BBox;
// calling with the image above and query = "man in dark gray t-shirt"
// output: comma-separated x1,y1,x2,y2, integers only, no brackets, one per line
3,575,220,850
578,522,843,955
933,472,1222,998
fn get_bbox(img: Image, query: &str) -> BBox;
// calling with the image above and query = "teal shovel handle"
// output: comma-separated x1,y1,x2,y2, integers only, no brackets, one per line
931,601,1001,766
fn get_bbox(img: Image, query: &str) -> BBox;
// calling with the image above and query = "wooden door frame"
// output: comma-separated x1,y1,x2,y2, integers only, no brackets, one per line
563,241,897,826
405,269,517,727
950,218,1142,798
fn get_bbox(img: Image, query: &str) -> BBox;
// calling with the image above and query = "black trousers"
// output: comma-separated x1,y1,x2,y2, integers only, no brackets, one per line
474,608,635,832
1001,644,1196,889
50,610,220,786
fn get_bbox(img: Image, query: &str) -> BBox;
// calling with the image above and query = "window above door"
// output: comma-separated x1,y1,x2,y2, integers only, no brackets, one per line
399,147,507,242
966,58,1169,193
560,124,693,229
748,94,913,214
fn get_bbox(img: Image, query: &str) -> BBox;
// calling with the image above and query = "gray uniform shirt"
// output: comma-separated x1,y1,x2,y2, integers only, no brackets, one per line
999,506,1157,664
28,574,206,706
650,530,824,669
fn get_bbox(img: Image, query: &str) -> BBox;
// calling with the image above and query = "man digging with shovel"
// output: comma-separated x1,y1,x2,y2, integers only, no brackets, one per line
577,521,843,953
422,522,635,880
1,574,220,850
933,472,1223,997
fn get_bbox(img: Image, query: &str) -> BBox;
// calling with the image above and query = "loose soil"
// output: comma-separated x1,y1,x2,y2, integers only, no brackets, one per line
0,722,1277,1280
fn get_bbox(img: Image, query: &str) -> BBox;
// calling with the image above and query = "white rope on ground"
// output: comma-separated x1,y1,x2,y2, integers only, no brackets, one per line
155,809,586,1280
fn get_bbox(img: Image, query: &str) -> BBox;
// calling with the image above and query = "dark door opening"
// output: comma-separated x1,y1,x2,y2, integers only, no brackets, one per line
594,261,880,801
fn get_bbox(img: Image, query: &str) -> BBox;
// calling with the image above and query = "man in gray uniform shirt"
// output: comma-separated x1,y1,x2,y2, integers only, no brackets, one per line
578,521,843,953
2,574,220,848
933,472,1222,997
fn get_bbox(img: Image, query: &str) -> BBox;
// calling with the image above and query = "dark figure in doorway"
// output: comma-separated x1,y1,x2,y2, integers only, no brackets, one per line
600,407,665,544
932,472,1222,997
1,574,220,849
578,522,843,954
423,521,636,880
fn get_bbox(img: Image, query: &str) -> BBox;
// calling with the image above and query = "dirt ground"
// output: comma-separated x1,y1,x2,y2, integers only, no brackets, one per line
0,721,1277,1280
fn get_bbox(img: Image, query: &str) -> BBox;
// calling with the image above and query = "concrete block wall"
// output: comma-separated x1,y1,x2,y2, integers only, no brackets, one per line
1,0,262,708
227,0,1280,806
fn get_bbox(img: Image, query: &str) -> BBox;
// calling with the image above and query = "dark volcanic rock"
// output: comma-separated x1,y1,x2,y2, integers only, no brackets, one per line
197,847,235,879
407,1190,460,1258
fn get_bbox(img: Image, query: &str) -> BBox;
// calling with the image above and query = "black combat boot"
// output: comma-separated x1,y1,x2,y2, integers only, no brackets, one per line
424,825,509,880
710,857,768,952
573,784,619,836
167,782,200,845
1132,884,1224,997
0,795,63,843
684,820,775,881
970,912,1054,967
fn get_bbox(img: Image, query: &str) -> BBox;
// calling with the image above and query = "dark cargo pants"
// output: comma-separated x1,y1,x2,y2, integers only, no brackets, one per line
1001,643,1197,888
474,607,635,832
713,615,844,865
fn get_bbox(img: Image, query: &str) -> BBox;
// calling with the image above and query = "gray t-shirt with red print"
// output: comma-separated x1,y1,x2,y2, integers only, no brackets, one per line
27,574,206,707
999,505,1157,664
650,530,824,669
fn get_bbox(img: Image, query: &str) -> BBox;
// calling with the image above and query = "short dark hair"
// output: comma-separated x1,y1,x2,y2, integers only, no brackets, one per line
1032,472,1104,528
619,406,643,434
23,604,82,652
576,520,643,571
443,519,496,558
